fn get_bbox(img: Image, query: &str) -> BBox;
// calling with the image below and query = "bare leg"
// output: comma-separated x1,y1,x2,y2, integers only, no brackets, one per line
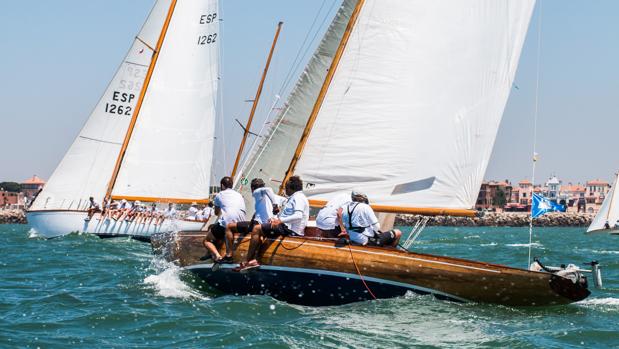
245,225,265,264
391,229,402,247
224,223,239,258
202,231,222,260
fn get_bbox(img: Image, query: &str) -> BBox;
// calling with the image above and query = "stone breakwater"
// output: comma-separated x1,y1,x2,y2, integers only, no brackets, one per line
396,212,593,227
0,209,27,224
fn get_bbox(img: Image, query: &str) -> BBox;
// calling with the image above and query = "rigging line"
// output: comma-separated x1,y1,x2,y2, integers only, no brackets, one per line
347,242,377,300
135,36,156,52
528,0,543,268
277,0,329,98
237,1,338,183
279,1,339,99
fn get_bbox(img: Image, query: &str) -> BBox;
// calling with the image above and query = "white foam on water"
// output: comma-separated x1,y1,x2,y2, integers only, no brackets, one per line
143,258,208,300
28,228,40,238
506,242,543,248
577,297,619,309
591,249,619,255
480,242,498,247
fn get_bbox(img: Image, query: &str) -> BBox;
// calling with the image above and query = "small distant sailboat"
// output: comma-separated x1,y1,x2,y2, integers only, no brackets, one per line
28,0,220,239
156,0,592,306
587,172,619,234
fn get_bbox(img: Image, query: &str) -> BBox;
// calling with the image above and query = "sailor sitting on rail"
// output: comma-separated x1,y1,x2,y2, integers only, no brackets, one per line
227,178,285,242
199,202,215,222
156,203,176,225
315,193,351,237
85,196,101,221
236,175,309,271
201,176,246,264
186,202,199,220
114,199,132,221
338,192,402,248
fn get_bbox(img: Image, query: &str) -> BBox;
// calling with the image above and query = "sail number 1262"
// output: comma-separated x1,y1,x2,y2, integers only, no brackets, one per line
197,33,217,45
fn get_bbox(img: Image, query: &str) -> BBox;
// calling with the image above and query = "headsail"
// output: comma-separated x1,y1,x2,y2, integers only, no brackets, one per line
234,0,357,212
293,0,536,211
111,0,219,203
31,0,172,211
587,173,619,233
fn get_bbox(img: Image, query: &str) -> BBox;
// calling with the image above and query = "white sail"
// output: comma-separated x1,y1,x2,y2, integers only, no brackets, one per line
31,0,172,211
235,0,356,212
587,174,619,233
112,0,219,202
294,0,536,210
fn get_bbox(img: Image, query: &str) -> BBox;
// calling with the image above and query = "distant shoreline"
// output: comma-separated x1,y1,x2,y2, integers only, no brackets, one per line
396,212,593,227
2,209,593,227
0,209,27,224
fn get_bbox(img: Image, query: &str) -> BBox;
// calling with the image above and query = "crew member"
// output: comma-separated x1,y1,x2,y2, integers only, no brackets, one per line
339,192,402,247
85,197,101,221
202,176,246,263
237,176,308,270
315,193,351,237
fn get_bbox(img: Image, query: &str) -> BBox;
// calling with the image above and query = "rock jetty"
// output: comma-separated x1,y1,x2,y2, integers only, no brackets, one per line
0,209,27,224
396,212,593,227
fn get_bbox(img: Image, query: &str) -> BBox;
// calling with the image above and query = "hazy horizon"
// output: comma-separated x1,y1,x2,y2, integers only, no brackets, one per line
1,1,617,186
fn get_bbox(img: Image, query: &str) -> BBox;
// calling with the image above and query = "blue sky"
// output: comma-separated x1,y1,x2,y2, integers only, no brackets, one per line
0,1,618,186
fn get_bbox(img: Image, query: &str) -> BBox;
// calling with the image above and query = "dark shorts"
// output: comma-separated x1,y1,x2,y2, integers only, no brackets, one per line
318,227,341,238
367,230,397,247
235,220,258,234
209,223,226,240
260,222,298,238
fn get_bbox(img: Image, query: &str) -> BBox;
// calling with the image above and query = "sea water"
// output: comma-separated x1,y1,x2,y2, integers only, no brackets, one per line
1,224,618,348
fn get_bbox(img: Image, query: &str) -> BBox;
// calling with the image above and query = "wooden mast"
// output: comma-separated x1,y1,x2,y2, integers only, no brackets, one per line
278,0,366,194
104,0,178,202
231,21,283,180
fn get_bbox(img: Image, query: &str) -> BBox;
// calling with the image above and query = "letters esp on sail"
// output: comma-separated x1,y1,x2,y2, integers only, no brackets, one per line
30,0,174,211
237,0,536,216
110,0,219,204
32,0,219,210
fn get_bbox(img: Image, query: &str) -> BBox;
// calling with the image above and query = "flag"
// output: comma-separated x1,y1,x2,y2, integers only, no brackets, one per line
531,193,565,218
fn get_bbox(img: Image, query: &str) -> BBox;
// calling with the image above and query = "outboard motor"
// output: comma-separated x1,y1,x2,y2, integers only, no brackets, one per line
584,261,603,289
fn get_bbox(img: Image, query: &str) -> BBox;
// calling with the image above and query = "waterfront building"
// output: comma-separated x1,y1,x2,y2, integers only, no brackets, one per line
475,180,512,211
21,175,45,201
0,190,25,209
584,179,610,214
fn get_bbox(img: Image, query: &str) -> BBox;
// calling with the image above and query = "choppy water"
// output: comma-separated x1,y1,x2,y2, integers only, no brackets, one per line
1,224,618,348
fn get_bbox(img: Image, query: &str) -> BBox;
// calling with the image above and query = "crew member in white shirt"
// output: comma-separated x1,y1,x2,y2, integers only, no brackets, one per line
339,192,402,247
227,178,285,237
315,193,351,237
156,203,176,225
199,202,215,222
186,202,199,220
85,196,101,221
237,176,309,270
202,176,246,263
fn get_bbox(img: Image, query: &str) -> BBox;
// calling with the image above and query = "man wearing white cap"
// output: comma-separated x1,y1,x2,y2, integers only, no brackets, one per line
339,191,402,247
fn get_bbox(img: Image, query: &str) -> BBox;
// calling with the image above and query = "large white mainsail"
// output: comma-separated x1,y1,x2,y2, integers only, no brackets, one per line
587,173,619,233
31,0,172,211
293,0,536,211
235,0,356,211
111,0,219,203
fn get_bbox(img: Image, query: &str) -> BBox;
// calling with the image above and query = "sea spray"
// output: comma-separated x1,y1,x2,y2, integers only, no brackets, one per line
144,254,208,300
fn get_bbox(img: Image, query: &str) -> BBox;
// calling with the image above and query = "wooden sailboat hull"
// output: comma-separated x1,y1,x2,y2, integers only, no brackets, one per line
27,210,205,240
153,231,590,307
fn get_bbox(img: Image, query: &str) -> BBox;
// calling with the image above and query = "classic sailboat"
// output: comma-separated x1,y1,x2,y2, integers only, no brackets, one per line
587,172,619,234
28,0,219,239
154,0,592,306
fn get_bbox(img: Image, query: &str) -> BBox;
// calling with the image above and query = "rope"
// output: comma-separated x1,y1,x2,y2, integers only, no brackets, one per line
276,236,307,251
347,242,377,300
528,0,543,269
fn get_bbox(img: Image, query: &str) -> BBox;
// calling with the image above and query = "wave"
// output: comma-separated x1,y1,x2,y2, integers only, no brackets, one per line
506,242,543,248
577,297,619,308
143,258,208,300
480,242,498,246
